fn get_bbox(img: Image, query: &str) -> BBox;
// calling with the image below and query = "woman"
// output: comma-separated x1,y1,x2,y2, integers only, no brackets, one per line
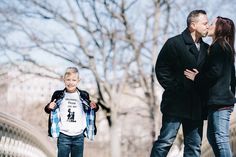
184,16,236,157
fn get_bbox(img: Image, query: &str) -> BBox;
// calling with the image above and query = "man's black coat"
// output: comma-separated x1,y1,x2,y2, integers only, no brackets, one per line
155,29,209,120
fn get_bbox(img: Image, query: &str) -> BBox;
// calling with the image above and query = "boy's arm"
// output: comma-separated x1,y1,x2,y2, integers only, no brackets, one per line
80,90,99,111
90,101,99,112
44,92,57,114
44,103,51,114
86,93,99,112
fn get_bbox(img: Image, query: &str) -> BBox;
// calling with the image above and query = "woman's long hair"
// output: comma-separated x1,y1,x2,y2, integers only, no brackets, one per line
212,16,235,62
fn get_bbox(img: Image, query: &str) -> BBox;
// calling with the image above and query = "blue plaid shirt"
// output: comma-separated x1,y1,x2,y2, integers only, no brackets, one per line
50,91,96,141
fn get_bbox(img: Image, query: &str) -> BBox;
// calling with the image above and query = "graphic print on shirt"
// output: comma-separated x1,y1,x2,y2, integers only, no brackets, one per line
65,98,78,122
67,108,76,122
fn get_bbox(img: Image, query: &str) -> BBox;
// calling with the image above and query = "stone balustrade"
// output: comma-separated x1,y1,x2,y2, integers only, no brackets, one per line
0,112,56,157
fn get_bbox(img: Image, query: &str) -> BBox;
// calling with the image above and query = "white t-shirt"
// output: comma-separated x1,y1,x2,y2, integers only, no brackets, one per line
59,92,86,136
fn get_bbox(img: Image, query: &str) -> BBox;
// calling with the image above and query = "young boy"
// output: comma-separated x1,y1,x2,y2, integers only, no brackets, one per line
44,67,98,157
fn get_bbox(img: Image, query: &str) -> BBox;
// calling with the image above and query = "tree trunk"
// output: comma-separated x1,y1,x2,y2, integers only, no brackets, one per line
110,109,121,157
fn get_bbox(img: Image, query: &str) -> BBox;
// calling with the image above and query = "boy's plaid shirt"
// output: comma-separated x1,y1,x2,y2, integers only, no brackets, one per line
50,94,96,141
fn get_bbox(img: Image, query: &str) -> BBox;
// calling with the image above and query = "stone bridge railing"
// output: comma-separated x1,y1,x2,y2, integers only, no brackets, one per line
0,112,56,157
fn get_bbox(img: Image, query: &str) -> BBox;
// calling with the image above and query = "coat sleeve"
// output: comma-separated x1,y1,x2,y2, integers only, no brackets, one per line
80,90,99,112
44,91,57,114
155,39,178,90
230,64,236,95
195,43,225,87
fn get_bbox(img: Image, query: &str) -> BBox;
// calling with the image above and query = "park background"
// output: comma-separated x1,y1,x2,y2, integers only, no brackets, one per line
1,0,236,157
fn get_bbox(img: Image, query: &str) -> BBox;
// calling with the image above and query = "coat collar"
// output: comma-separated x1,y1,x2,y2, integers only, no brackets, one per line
182,28,206,66
59,88,89,107
182,28,195,45
63,87,81,93
182,28,204,46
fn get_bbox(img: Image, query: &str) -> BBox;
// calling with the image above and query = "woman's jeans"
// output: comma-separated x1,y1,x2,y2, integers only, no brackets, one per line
207,107,233,157
57,132,84,157
150,114,203,157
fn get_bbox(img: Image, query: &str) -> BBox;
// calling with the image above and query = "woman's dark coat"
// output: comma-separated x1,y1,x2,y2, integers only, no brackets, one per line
195,41,236,106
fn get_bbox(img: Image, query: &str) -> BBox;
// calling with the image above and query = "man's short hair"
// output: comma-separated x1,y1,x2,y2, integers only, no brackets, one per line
187,10,207,27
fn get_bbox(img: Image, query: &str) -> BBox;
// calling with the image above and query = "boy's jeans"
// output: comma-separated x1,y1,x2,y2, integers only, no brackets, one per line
207,107,233,157
57,132,84,157
150,115,203,157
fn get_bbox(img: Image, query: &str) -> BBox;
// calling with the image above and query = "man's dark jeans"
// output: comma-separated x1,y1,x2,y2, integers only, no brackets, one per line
150,115,203,157
57,132,84,157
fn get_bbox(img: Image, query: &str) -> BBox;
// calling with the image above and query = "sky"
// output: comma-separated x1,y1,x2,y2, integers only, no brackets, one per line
1,0,236,74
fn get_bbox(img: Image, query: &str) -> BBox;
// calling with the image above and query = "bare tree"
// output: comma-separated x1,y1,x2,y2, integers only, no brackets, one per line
0,0,173,156
2,0,236,156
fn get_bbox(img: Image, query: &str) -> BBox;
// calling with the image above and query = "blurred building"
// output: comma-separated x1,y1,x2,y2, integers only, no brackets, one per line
0,64,9,108
0,62,63,120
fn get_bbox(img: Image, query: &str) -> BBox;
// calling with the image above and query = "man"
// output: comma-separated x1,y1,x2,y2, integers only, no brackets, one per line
150,10,209,157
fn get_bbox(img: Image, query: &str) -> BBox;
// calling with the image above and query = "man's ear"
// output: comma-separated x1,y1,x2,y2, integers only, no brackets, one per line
190,22,196,30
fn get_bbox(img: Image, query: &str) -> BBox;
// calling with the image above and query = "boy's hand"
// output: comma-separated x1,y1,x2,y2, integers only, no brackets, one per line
90,101,97,109
48,99,57,110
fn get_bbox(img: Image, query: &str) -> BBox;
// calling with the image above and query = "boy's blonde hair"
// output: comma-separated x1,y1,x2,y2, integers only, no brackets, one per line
64,67,79,79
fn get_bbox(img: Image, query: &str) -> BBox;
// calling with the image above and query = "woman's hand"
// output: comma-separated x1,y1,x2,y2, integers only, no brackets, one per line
184,69,199,81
